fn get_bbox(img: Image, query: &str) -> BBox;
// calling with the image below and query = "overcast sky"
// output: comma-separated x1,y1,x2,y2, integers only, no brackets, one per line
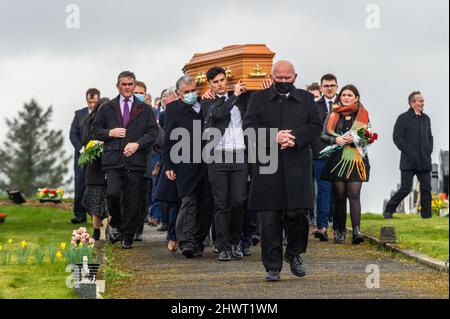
0,0,448,213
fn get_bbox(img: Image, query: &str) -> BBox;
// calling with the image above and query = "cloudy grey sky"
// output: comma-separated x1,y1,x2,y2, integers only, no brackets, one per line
0,0,448,213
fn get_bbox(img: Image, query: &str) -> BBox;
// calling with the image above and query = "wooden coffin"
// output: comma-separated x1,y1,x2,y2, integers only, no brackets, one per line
183,44,276,95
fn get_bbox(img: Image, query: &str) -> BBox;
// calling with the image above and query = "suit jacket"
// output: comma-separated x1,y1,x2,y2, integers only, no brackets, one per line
70,107,89,166
243,86,323,211
311,96,332,158
393,108,433,171
201,91,251,155
162,99,207,197
91,95,159,172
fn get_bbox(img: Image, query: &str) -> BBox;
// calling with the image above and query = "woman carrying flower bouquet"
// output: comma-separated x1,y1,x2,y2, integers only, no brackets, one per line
81,98,111,240
321,85,376,245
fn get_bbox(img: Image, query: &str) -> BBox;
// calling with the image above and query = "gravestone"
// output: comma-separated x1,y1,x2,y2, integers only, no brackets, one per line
380,227,397,243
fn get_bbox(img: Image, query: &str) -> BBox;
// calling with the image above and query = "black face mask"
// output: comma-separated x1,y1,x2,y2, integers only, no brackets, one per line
274,81,294,94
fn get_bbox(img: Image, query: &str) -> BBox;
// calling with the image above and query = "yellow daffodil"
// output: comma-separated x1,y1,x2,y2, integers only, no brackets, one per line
86,140,95,150
21,240,27,248
8,239,13,245
60,243,66,250
56,251,62,259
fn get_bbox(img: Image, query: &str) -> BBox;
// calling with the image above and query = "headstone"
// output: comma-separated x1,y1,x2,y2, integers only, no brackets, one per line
77,283,97,299
380,227,397,243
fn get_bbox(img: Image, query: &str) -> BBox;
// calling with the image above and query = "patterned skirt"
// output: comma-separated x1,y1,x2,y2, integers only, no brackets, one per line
82,185,108,219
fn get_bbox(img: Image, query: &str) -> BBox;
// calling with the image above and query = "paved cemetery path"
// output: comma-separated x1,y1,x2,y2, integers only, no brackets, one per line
106,225,448,299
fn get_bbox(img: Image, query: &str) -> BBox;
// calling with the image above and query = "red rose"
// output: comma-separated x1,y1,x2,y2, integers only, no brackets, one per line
369,133,378,144
364,130,371,138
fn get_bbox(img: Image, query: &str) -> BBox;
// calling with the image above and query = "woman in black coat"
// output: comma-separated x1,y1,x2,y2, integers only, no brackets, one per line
81,98,110,240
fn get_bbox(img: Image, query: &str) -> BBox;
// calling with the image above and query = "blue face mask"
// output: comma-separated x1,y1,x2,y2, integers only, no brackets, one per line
135,94,145,103
183,92,198,105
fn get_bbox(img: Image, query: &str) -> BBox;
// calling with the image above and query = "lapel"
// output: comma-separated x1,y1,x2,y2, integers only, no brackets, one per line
182,101,201,119
127,97,145,128
113,96,124,128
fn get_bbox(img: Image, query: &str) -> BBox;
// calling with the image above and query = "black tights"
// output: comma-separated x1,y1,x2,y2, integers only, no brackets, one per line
333,182,362,232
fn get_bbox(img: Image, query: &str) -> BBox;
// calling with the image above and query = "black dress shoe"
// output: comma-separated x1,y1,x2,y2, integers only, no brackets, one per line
352,226,364,245
334,231,346,244
383,211,394,219
134,233,143,242
181,247,194,258
251,235,260,246
121,241,133,249
218,251,231,262
231,245,243,259
241,246,251,257
71,217,86,224
109,227,120,244
265,270,281,282
314,228,329,242
93,229,101,241
157,223,168,232
284,253,306,278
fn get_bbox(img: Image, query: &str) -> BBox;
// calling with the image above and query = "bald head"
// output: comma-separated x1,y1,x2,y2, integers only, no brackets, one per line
272,60,296,75
270,60,298,93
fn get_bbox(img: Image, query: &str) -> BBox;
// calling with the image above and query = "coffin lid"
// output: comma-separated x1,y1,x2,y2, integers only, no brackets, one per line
183,44,276,71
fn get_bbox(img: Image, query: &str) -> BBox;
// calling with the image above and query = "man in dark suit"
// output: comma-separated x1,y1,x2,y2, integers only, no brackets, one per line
163,75,214,259
201,66,250,262
92,71,159,249
384,91,434,219
244,60,323,282
69,88,100,224
311,74,339,240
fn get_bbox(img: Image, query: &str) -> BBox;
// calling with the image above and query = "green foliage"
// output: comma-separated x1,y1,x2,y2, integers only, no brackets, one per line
63,245,97,264
0,99,71,196
33,247,45,266
14,246,31,265
0,205,79,298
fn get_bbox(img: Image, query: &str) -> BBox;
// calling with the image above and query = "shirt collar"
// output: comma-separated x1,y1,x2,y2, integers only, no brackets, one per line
324,96,337,105
120,95,134,104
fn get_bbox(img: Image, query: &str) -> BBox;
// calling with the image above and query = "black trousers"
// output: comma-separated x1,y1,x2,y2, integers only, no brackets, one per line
106,169,144,241
136,177,152,235
176,175,214,251
208,162,248,252
385,170,432,218
74,165,87,221
260,210,309,272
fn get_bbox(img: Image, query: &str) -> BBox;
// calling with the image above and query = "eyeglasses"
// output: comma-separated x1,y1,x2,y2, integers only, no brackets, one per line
322,84,337,89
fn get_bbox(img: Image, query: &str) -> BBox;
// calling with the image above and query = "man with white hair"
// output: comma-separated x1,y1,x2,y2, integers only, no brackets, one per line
244,60,323,281
162,76,214,258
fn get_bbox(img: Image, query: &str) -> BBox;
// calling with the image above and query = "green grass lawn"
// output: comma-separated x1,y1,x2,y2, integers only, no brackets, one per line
362,213,449,261
0,205,80,299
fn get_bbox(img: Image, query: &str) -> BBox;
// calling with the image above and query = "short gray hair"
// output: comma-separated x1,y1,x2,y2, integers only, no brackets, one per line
408,91,422,106
176,75,195,92
162,86,177,99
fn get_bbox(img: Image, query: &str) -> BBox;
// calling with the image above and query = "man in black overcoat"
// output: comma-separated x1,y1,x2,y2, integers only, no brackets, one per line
384,91,434,219
243,60,323,281
163,75,214,259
